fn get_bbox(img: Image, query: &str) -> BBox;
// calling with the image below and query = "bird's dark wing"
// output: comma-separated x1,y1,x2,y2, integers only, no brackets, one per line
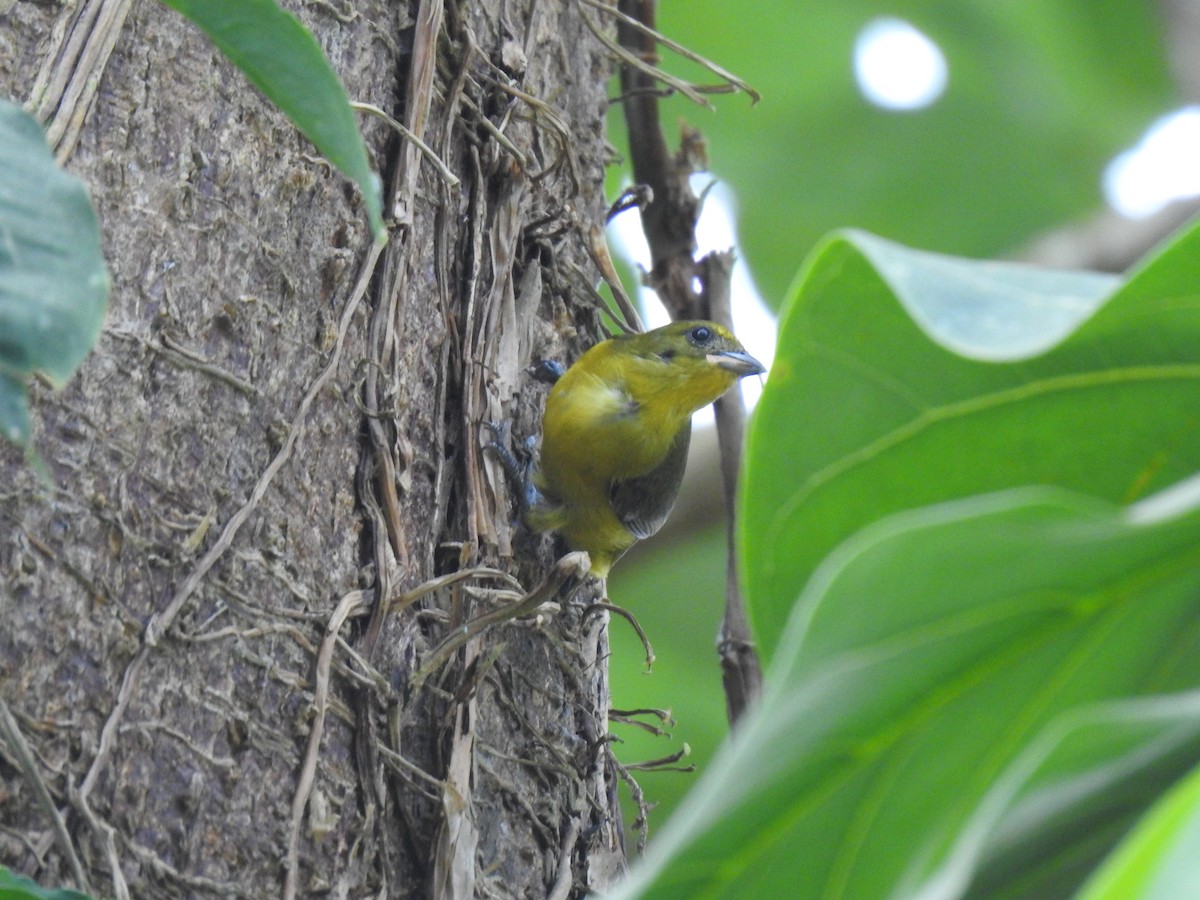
609,421,692,540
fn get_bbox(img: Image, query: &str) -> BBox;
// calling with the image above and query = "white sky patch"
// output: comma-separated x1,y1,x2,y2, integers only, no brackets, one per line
854,18,948,111
1103,106,1200,218
608,177,777,425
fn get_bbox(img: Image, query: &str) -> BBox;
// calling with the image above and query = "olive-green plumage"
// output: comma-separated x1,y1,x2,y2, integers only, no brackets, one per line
525,320,765,578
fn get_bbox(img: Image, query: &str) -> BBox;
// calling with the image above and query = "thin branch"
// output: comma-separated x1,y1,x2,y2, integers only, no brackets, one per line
609,754,651,855
1018,197,1200,273
702,252,762,722
579,0,759,103
351,101,461,186
617,0,763,723
586,225,644,332
586,601,655,670
580,3,711,109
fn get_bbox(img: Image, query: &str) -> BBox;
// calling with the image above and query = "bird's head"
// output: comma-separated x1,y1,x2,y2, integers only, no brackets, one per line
611,320,766,415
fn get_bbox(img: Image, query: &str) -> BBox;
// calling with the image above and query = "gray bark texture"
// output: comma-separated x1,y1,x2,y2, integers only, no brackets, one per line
1,0,625,897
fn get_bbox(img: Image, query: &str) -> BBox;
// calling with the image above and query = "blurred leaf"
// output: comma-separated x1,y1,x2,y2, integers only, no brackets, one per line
613,486,1200,899
160,0,384,239
0,101,109,447
0,372,31,448
1077,757,1200,900
641,0,1177,302
0,865,91,899
742,221,1200,660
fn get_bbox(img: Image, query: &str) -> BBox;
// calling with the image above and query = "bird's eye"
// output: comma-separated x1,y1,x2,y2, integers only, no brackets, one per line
689,325,713,345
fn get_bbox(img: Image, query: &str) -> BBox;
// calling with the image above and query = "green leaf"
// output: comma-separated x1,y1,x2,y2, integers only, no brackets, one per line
0,372,31,447
0,865,91,899
742,221,1200,660
0,100,109,447
1076,757,1200,900
613,486,1200,899
159,0,384,239
650,0,1176,303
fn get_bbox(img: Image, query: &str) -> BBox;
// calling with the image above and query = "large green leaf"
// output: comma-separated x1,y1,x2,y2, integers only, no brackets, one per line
742,221,1200,660
649,0,1176,302
0,101,109,446
1076,756,1200,900
612,485,1200,899
160,0,384,239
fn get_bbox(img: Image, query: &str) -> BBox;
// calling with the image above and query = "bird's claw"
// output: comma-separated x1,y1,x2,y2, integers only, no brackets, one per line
481,420,541,515
527,359,565,385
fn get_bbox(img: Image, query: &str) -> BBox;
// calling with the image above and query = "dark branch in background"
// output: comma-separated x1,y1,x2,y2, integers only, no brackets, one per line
1021,0,1200,273
616,0,762,724
615,0,700,318
1160,0,1200,101
1019,196,1200,273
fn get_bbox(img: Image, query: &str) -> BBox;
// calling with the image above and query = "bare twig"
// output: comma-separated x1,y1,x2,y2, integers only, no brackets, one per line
606,184,654,222
703,252,763,722
579,2,711,108
68,780,130,900
458,92,530,170
479,71,581,190
609,706,674,739
616,0,703,316
564,259,641,334
579,0,760,103
389,566,523,615
350,101,461,186
156,331,259,396
609,754,651,855
415,552,590,687
586,601,655,670
623,745,693,772
586,225,644,332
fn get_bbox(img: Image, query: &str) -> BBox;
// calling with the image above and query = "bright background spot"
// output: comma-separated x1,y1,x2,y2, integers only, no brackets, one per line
1103,105,1200,218
609,177,776,422
854,18,948,111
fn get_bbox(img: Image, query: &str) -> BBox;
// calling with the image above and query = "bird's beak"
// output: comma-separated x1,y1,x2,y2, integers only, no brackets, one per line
708,350,766,377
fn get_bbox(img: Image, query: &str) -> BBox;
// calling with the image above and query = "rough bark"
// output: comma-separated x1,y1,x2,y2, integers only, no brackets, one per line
1,1,622,897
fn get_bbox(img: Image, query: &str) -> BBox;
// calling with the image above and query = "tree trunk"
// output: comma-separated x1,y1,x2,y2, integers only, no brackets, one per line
1,1,622,896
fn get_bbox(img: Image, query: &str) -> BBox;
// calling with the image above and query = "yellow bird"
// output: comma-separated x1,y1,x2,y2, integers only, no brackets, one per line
491,320,765,579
